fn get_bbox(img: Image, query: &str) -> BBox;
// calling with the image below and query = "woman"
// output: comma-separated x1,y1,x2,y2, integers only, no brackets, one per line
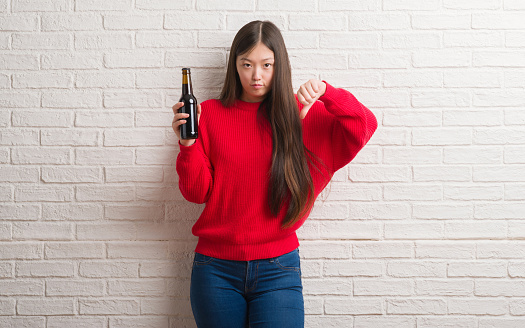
172,20,377,328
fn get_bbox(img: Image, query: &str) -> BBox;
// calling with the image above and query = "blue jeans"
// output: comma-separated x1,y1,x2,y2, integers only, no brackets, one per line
190,248,304,328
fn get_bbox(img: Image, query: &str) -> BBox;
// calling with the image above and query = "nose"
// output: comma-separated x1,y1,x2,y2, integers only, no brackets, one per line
252,67,261,81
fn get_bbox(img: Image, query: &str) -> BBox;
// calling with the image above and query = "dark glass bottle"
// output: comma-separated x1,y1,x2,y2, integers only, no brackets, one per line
178,68,198,140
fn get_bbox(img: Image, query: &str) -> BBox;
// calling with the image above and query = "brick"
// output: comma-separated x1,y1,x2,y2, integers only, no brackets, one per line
320,183,380,201
12,147,71,165
17,299,74,315
385,222,444,240
46,280,105,296
198,0,254,10
75,32,133,50
0,167,39,183
75,111,133,127
0,280,43,296
42,91,101,108
45,242,105,259
0,243,43,260
349,202,410,220
384,147,442,164
42,53,102,70
12,0,68,12
0,14,38,31
107,242,168,259
474,51,525,68
383,32,440,49
139,31,196,48
505,146,525,163
165,12,224,30
473,13,525,29
76,0,131,11
324,260,382,277
80,299,139,315
355,317,415,328
418,317,477,328
474,165,525,182
109,317,170,328
136,0,191,10
76,185,134,202
444,31,503,47
13,222,73,240
15,185,72,202
476,280,525,296
413,204,473,219
351,146,380,163
354,242,413,259
319,0,379,11
80,261,139,278
348,13,409,30
166,51,227,69
42,129,99,146
12,33,70,50
349,52,410,69
477,241,525,259
504,69,525,87
76,148,134,165
0,299,15,315
384,184,442,201
412,128,471,146
103,14,162,30
108,279,165,296
413,91,470,108
12,110,72,127
509,262,525,278
47,317,105,328
77,223,136,240
506,184,525,200
43,203,102,221
349,165,410,182
42,166,101,183
383,110,441,127
320,32,380,49
226,14,286,31
352,90,410,108
510,299,525,315
0,317,45,327
354,279,412,296
322,71,382,88
446,221,507,239
412,14,471,29
448,261,507,278
416,241,475,259
289,14,345,31
0,262,13,278
414,166,471,182
444,185,503,201
298,242,351,259
444,146,502,164
141,298,190,316
475,203,525,219
383,71,442,88
480,319,525,328
388,261,446,278
443,109,503,126
506,109,525,125
76,71,134,88
303,278,352,295
325,298,382,315
445,0,502,9
0,222,11,240
509,221,525,239
384,0,439,10
0,92,40,107
104,51,163,69
0,54,38,70
103,91,162,108
413,50,471,68
507,32,525,47
318,222,380,240
41,13,102,31
106,204,165,221
103,129,165,146
16,261,74,277
416,279,473,296
387,299,446,315
105,166,164,182
140,261,192,278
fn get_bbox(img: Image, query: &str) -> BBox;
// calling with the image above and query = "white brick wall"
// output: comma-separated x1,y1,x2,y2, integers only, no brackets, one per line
1,0,524,327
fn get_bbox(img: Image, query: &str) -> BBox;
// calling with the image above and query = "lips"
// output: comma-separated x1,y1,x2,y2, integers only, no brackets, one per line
251,84,263,89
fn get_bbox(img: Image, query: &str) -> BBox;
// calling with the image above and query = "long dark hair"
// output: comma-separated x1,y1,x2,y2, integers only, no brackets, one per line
220,20,323,228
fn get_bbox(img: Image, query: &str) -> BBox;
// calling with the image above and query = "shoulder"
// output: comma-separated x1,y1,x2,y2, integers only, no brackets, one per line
201,98,222,109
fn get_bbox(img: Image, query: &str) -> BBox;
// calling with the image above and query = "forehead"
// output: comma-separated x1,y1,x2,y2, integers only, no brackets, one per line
237,43,274,61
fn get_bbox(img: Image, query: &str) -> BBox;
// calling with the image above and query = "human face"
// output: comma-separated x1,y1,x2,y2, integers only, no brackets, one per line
236,42,274,103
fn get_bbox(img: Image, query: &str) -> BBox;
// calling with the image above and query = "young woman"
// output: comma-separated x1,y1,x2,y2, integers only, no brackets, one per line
172,20,377,328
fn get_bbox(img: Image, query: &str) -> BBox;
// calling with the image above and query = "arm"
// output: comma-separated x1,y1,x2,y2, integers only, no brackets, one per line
318,81,377,172
176,140,213,204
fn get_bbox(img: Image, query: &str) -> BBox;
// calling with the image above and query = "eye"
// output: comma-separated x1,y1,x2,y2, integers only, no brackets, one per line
243,63,251,68
264,63,272,68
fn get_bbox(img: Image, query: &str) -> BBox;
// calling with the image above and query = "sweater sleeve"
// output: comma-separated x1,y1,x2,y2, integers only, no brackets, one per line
318,81,377,172
176,138,214,204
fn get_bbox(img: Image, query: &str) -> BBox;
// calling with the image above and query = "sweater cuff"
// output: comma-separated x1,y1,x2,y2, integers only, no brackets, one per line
319,80,358,117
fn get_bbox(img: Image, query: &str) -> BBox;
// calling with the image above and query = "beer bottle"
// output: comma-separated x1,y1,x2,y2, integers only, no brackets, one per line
178,68,198,140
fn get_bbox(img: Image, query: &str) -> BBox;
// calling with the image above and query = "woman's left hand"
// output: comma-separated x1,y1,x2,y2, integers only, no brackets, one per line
297,79,326,119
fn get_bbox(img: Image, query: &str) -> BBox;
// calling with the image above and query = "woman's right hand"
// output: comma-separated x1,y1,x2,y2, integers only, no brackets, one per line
172,102,201,147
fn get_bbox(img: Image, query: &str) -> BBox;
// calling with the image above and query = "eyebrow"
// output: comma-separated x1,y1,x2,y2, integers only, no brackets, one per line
239,57,274,61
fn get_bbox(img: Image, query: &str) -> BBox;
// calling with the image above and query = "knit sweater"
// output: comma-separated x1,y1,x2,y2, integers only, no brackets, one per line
176,81,377,261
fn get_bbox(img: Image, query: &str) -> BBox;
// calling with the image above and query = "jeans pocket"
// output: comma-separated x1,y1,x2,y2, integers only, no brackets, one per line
193,252,215,266
274,249,301,273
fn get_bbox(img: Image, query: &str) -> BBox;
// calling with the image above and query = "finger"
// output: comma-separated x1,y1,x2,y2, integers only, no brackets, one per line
297,91,308,106
299,105,310,120
173,113,189,121
172,102,184,114
299,85,314,103
304,83,317,99
197,104,202,124
311,80,319,93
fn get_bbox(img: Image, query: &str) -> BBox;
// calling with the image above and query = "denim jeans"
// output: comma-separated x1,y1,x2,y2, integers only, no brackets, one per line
190,248,304,328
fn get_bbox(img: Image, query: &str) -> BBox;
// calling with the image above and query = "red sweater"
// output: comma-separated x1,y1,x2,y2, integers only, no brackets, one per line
176,82,377,261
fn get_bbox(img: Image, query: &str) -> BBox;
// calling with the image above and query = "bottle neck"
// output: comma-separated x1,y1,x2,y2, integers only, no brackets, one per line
182,73,193,95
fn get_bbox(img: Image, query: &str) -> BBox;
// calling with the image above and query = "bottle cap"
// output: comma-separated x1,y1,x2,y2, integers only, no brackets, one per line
182,67,191,71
